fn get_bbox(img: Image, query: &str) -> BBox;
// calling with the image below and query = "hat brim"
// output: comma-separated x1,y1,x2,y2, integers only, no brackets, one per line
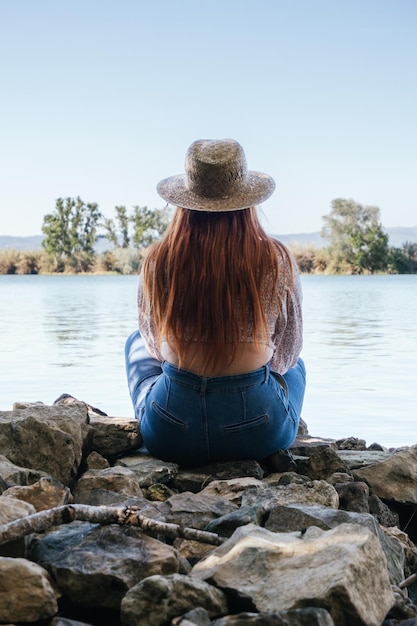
157,171,275,212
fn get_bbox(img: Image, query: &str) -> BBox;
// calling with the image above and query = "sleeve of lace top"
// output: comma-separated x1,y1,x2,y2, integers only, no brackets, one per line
137,273,164,362
269,257,303,374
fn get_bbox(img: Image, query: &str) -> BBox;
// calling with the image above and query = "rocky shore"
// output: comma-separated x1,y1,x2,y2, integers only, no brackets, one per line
1,397,417,626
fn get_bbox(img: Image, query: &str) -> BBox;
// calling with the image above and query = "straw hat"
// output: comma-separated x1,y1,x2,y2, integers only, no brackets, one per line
157,139,275,212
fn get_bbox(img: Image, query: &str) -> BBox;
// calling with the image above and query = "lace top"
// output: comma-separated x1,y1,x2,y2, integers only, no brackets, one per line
137,250,303,375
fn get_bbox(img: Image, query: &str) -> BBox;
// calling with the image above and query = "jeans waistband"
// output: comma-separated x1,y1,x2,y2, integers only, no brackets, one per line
161,361,270,391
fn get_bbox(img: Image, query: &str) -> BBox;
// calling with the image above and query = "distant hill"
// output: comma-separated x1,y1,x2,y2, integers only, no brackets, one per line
275,226,417,249
1,227,417,251
0,235,44,250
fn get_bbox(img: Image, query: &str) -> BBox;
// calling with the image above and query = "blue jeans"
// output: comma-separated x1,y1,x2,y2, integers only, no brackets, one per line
125,330,306,467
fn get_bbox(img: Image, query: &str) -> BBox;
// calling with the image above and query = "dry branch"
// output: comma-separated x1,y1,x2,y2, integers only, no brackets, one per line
399,572,417,589
0,504,225,546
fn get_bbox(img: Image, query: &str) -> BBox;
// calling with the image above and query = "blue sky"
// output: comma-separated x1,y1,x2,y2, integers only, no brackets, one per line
1,0,416,237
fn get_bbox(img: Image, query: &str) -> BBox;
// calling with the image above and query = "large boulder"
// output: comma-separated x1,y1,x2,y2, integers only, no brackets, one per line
30,521,179,609
353,445,417,503
192,523,395,626
0,405,90,485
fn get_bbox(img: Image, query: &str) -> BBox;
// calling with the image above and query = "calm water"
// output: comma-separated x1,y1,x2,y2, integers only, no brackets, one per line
1,274,416,448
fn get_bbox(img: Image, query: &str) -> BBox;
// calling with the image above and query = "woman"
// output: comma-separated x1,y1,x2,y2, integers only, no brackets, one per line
125,138,306,467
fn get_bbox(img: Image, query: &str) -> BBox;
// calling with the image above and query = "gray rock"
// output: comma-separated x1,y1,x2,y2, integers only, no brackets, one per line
30,521,179,609
84,451,110,470
0,405,90,485
89,415,142,458
240,480,340,509
172,460,264,493
116,451,178,487
2,476,72,511
199,477,267,505
158,491,238,530
337,449,393,470
73,466,143,504
0,454,46,487
192,523,395,626
264,503,405,585
290,435,338,456
120,573,228,626
334,481,370,513
353,445,417,503
307,446,350,480
205,505,268,537
0,557,58,623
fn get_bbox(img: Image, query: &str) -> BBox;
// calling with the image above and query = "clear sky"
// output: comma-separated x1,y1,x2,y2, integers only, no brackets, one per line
1,0,416,237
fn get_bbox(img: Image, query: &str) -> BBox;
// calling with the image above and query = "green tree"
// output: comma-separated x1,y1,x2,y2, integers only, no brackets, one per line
101,205,170,252
42,197,102,272
130,205,171,249
321,198,390,274
101,205,131,248
388,241,417,274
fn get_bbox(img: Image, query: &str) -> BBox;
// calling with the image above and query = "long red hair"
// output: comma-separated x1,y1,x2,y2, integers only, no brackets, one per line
141,207,294,371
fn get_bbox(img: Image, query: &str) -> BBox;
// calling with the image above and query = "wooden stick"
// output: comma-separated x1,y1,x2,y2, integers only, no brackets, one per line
398,572,417,589
0,504,225,546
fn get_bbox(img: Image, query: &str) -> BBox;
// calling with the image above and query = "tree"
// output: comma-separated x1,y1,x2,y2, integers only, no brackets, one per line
101,206,131,248
388,241,417,274
42,197,102,272
101,205,171,251
130,205,171,249
321,198,390,274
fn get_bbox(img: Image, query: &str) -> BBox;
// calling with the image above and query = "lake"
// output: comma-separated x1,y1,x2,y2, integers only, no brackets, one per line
1,274,416,448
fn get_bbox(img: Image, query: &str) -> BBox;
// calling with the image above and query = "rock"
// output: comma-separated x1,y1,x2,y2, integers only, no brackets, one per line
2,476,72,511
120,573,228,626
334,481,370,513
89,415,142,458
158,491,238,530
30,521,179,609
192,523,395,626
0,405,90,485
337,449,393,470
240,480,340,509
84,451,110,470
0,556,58,623
0,399,416,625
212,608,336,625
290,435,337,456
73,466,143,504
0,495,36,557
205,505,268,538
53,392,108,417
388,586,417,621
353,445,417,503
173,538,216,566
172,460,264,493
261,449,297,474
0,453,47,487
263,503,405,585
368,494,399,526
116,451,178,487
307,447,350,480
145,482,176,501
172,607,212,625
336,437,367,450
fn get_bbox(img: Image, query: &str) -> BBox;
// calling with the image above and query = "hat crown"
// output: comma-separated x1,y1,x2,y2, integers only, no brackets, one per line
185,139,247,199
